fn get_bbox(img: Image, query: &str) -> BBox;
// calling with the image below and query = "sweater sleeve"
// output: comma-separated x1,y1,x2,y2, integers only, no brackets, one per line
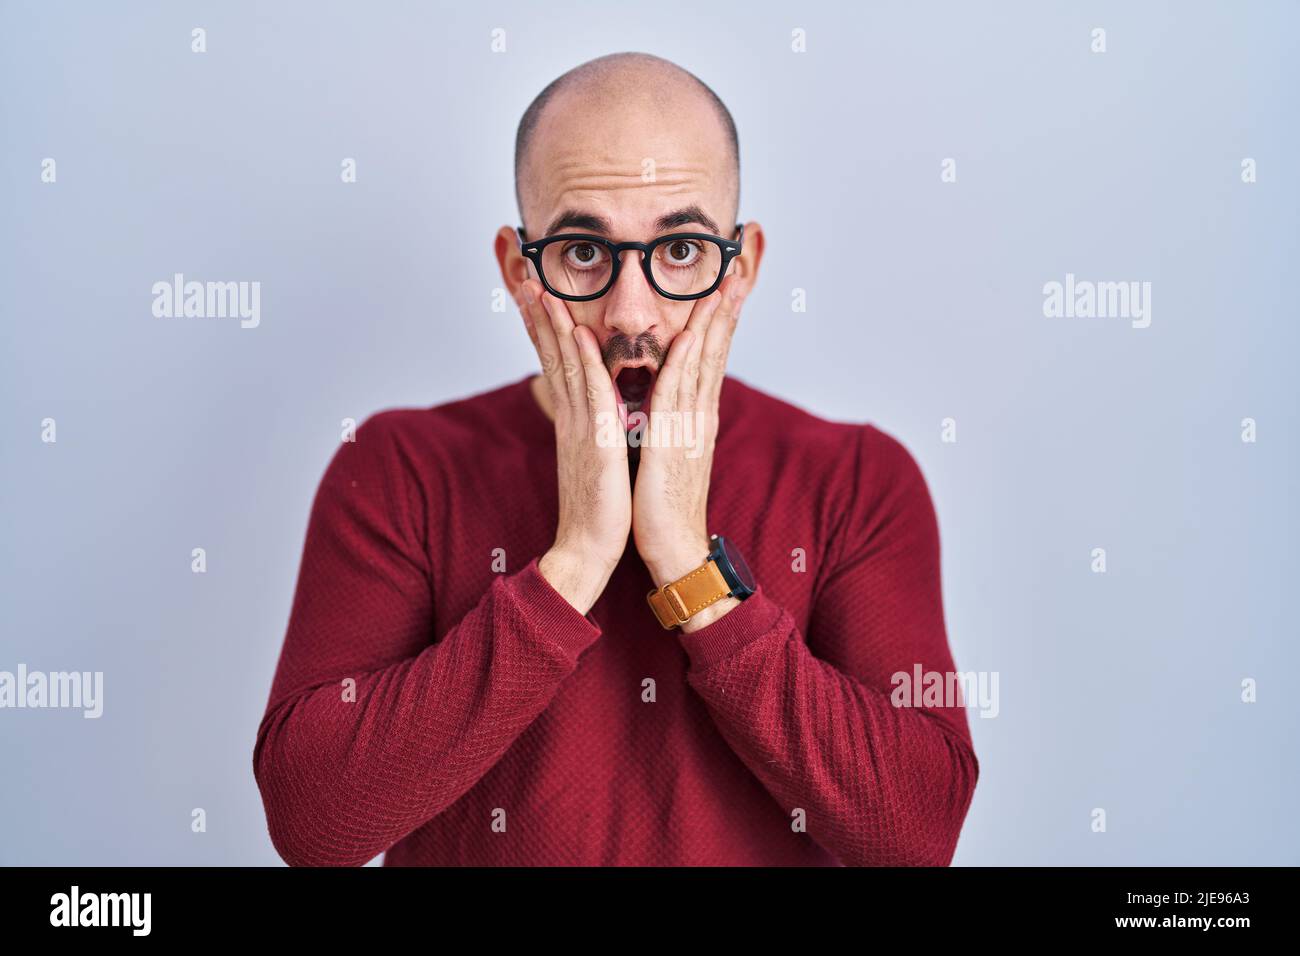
253,413,601,867
676,425,979,866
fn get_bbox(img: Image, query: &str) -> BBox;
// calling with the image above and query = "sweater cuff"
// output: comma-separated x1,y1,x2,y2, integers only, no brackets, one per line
676,586,784,671
509,556,603,662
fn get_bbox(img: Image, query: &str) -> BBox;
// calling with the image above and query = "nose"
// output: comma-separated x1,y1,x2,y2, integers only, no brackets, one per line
600,249,660,339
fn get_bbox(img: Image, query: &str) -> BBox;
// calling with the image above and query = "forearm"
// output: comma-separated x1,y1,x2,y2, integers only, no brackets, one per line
253,558,599,866
678,593,979,866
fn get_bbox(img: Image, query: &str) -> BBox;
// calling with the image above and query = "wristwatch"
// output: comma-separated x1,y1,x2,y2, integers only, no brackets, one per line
646,534,756,629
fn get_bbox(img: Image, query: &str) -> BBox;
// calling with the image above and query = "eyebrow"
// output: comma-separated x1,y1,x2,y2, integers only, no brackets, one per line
652,204,721,235
543,204,721,238
545,210,610,235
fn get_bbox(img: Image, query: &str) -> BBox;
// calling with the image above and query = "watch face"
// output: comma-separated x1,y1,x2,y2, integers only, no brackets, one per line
719,537,756,592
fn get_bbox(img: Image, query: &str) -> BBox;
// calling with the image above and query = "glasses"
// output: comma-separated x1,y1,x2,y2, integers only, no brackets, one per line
516,224,743,302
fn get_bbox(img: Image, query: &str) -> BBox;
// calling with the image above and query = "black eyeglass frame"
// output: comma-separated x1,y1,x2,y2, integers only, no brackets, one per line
516,224,744,302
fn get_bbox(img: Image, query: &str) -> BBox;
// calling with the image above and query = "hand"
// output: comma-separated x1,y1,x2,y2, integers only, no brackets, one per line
632,274,746,631
518,279,630,614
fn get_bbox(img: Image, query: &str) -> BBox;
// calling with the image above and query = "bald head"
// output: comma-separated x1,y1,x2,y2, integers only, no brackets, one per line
514,52,739,234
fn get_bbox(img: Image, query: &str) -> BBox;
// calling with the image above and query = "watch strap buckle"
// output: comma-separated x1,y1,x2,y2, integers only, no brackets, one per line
646,559,732,629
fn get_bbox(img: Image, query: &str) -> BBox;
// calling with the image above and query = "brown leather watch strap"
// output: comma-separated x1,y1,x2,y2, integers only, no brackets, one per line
646,558,732,629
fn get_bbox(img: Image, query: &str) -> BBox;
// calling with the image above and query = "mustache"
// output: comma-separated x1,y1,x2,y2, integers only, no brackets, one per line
602,331,665,374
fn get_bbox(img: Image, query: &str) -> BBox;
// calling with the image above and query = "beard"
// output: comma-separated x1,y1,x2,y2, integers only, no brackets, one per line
605,329,666,425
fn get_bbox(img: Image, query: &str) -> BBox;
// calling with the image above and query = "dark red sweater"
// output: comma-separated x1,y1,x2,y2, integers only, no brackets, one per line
253,374,978,866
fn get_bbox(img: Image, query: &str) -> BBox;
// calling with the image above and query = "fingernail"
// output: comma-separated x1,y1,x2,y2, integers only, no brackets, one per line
524,284,536,305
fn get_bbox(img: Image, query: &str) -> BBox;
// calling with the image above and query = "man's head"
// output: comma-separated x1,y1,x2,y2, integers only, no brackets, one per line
513,52,740,228
495,52,764,414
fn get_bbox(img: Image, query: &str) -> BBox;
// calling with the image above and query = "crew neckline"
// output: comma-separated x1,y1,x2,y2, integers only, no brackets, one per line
515,373,554,436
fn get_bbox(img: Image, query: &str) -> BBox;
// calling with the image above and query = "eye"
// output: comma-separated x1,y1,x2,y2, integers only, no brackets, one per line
660,238,703,268
562,241,607,269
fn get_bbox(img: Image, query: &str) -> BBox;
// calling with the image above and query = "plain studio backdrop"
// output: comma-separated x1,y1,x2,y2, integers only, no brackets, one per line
2,1,1297,865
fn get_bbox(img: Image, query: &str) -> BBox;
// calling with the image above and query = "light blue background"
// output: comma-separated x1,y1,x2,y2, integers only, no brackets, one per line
2,0,1296,865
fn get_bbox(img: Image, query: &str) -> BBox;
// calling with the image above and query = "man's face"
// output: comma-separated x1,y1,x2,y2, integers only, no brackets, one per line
499,81,760,418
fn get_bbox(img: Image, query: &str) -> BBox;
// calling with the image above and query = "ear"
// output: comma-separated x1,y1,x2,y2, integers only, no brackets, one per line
726,221,765,298
493,225,534,302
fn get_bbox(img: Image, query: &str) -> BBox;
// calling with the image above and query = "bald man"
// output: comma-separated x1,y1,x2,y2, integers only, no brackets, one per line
255,53,979,867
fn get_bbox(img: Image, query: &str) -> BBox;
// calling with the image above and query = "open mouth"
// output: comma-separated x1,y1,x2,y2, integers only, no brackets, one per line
613,365,656,428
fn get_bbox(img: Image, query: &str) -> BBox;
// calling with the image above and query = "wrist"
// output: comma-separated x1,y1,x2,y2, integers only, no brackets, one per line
645,533,753,633
539,545,614,615
646,538,712,590
678,596,741,634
